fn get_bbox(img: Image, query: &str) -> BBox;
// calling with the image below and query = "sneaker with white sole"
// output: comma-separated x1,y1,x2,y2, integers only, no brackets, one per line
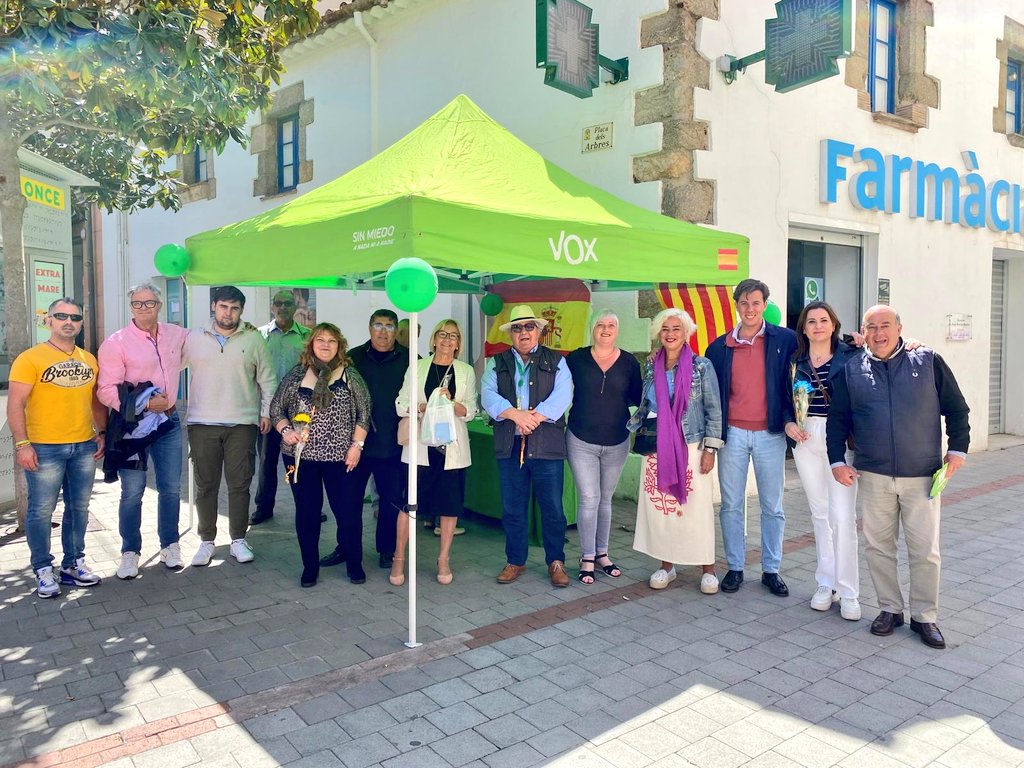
60,558,102,587
810,585,837,611
36,566,60,599
192,541,216,567
840,597,862,621
649,567,677,590
116,552,140,580
230,539,254,563
160,543,184,570
700,572,720,594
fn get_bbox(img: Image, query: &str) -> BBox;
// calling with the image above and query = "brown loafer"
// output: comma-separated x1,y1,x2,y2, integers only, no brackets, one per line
497,564,527,584
870,610,905,636
549,560,570,588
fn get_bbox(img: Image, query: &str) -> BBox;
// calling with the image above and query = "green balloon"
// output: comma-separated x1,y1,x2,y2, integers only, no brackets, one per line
154,243,190,278
480,293,504,316
385,257,438,312
763,299,783,325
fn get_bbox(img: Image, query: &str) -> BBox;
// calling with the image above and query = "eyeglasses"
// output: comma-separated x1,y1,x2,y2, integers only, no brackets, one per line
435,331,460,340
371,322,396,333
272,300,295,308
51,312,83,322
130,300,159,309
510,323,538,333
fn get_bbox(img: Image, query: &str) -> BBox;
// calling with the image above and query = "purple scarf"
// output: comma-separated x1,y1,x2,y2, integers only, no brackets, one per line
655,345,693,503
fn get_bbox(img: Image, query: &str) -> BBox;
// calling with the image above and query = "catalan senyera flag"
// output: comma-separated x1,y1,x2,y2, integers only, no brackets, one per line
484,279,591,357
655,283,737,355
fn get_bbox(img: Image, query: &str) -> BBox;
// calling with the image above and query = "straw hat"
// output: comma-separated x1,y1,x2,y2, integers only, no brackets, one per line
499,304,548,333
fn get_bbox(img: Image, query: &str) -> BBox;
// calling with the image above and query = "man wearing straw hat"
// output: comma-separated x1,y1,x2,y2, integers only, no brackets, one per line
481,305,574,587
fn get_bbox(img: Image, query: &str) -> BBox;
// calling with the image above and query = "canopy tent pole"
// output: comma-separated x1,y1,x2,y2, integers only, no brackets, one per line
186,281,195,532
404,312,421,649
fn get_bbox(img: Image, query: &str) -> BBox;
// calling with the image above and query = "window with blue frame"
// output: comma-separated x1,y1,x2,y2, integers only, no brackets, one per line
1008,59,1022,134
194,148,209,183
868,0,896,113
277,115,299,192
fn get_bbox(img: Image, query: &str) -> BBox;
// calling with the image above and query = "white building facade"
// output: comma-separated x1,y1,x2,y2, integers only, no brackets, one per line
100,0,1024,450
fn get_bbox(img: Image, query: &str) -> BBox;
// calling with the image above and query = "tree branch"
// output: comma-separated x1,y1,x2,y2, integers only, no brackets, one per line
17,118,116,145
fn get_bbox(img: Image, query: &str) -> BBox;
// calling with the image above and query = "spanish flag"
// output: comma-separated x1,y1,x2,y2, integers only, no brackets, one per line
485,279,591,357
655,283,736,354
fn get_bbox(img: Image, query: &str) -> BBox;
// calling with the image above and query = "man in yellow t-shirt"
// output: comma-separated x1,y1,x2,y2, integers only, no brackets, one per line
7,298,107,599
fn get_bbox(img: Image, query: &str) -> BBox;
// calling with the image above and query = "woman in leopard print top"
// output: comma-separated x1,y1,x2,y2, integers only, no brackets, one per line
270,323,371,587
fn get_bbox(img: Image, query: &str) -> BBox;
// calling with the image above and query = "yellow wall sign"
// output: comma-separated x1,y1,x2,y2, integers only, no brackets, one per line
21,175,66,210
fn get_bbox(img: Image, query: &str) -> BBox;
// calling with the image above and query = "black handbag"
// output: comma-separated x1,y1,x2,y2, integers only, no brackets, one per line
631,417,658,456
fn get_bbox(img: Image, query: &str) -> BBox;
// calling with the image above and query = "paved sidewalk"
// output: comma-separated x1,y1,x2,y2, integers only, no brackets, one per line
3,443,1024,767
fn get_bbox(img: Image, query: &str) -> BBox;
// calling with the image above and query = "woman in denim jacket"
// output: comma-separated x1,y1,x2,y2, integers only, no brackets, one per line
631,308,724,594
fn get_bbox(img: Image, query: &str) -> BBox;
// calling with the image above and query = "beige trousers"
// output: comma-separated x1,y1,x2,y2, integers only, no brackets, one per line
858,471,941,623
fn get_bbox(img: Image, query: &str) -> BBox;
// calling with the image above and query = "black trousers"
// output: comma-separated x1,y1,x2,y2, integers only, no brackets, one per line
285,457,363,580
346,454,405,556
254,428,283,515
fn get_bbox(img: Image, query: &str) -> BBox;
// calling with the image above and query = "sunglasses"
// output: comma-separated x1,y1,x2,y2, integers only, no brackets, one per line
510,323,538,333
371,322,396,333
272,300,295,308
51,312,83,322
130,300,159,309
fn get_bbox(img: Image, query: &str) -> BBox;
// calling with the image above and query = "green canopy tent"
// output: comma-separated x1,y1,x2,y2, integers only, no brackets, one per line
184,94,749,290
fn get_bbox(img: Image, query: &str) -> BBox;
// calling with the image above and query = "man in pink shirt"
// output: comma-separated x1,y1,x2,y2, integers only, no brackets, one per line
98,283,189,578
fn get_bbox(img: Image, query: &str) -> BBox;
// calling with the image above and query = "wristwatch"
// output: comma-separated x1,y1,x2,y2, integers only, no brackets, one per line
703,446,717,454
353,439,365,449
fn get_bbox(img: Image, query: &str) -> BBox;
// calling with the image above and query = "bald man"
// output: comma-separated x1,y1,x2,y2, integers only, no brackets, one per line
827,305,970,649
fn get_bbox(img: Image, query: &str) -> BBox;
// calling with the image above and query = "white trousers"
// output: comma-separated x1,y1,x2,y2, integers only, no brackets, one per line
792,417,860,598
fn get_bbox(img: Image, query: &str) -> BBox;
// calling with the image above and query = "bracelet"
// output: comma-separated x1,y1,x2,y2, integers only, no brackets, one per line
15,443,32,452
14,439,31,448
280,425,293,435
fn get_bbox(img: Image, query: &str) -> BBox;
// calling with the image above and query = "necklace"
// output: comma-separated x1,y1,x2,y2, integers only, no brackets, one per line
810,347,832,367
46,340,75,357
592,346,616,359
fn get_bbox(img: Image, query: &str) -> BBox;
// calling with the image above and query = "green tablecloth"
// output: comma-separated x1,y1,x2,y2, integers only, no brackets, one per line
464,419,577,544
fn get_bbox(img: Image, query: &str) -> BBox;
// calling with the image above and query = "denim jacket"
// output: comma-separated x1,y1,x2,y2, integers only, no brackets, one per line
628,355,724,449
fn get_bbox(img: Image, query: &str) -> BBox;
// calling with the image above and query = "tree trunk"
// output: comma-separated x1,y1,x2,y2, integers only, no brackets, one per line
0,101,32,531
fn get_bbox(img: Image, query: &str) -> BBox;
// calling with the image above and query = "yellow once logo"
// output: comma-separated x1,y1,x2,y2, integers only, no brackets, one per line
20,176,66,210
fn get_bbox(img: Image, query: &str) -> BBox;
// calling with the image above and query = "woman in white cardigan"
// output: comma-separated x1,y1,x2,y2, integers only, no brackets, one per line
392,319,478,586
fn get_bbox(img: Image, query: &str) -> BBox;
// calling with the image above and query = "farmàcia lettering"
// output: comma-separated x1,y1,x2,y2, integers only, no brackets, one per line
820,138,1024,233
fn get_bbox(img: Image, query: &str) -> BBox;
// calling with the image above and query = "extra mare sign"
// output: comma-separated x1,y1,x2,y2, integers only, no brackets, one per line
820,138,1024,233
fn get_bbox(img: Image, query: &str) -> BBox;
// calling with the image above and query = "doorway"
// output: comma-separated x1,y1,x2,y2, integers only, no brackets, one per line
787,229,862,335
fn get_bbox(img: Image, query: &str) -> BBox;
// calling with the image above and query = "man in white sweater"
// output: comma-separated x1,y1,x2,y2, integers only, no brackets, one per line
184,286,277,567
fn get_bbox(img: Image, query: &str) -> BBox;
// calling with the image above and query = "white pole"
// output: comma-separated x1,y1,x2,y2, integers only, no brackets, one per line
405,312,421,648
186,281,194,532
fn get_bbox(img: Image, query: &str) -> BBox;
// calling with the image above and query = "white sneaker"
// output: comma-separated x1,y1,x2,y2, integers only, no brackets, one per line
192,541,216,567
810,585,837,611
230,539,254,563
840,597,862,621
60,558,102,586
36,566,60,599
116,552,140,580
700,572,720,594
160,543,184,570
649,567,677,590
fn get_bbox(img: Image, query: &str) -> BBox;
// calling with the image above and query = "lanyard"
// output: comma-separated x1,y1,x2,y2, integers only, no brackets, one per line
514,355,531,408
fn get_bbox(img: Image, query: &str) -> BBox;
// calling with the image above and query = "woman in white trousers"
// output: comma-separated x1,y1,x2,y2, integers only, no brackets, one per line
785,301,861,621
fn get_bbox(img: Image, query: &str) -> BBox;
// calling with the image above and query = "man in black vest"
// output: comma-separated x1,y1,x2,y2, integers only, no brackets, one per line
827,305,970,649
481,305,574,587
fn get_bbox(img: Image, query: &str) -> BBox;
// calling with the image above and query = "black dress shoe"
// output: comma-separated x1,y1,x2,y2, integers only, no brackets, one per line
721,570,744,592
761,572,789,596
319,548,346,567
870,611,905,636
300,577,317,588
349,569,367,585
250,510,274,525
910,619,946,649
379,553,394,569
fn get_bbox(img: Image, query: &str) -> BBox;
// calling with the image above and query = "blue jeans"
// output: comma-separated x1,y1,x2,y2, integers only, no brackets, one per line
25,440,98,571
497,438,566,566
566,431,629,558
717,426,787,573
118,416,182,553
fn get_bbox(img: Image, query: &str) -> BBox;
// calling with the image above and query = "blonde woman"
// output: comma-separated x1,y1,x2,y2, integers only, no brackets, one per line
632,309,723,593
393,319,478,586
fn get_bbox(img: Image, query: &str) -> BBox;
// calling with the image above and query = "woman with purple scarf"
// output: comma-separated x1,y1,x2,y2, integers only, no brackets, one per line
631,308,724,594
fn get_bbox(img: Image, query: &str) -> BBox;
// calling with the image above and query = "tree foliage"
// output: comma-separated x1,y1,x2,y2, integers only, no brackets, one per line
0,0,319,212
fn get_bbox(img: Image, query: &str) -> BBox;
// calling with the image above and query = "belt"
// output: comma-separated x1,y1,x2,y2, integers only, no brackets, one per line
165,405,177,416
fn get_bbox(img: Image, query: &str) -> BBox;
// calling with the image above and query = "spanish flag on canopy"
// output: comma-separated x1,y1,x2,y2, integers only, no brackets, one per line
484,279,591,357
655,283,737,354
